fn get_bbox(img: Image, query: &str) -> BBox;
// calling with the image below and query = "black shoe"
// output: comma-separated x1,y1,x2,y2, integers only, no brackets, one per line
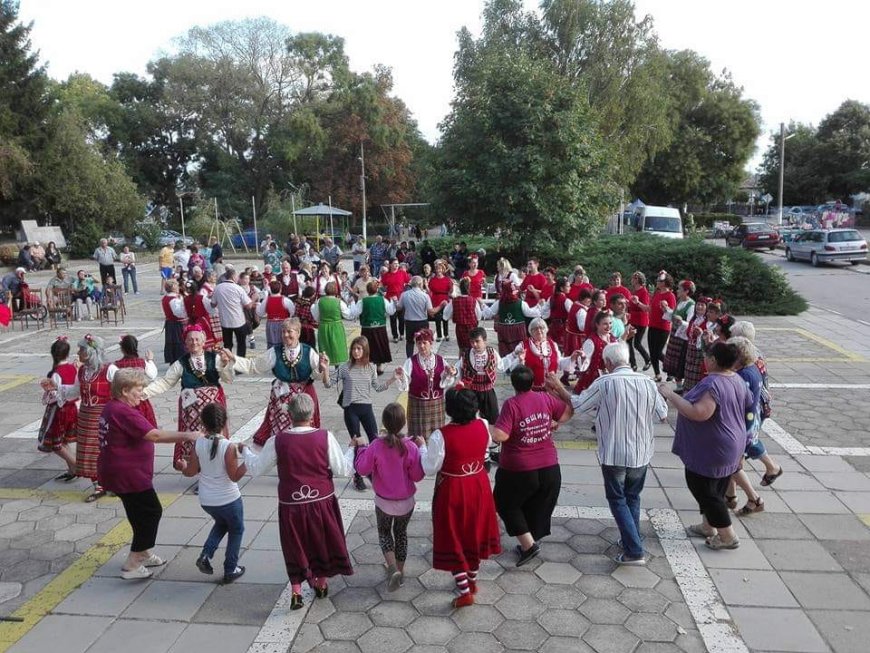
223,566,245,584
290,593,304,610
196,554,214,575
516,542,540,567
489,451,500,464
353,474,367,491
642,361,652,371
315,584,329,598
484,461,492,473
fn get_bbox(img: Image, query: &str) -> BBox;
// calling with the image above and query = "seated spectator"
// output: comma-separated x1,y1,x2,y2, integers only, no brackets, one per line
17,245,36,272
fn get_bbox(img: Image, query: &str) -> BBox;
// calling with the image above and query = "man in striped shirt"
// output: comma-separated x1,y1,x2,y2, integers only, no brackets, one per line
546,341,667,566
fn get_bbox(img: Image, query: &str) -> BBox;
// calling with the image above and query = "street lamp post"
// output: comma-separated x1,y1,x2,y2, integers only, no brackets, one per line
359,142,367,244
777,122,796,226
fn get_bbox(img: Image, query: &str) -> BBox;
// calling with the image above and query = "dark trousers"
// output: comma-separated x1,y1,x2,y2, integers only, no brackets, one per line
343,403,379,442
493,464,561,541
375,506,414,563
433,309,449,339
628,325,650,368
404,319,429,358
201,497,245,575
118,488,163,553
647,327,669,377
99,263,116,286
222,324,249,357
389,311,405,340
601,465,647,558
684,469,732,528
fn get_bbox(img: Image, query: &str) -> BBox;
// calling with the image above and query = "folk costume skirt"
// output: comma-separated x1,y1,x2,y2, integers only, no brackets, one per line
278,496,353,583
432,470,501,571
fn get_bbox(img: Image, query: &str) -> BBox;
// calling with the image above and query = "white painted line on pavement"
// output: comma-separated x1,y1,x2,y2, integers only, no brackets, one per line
248,500,747,653
770,383,870,390
229,408,266,443
807,445,870,456
3,418,41,439
762,418,811,455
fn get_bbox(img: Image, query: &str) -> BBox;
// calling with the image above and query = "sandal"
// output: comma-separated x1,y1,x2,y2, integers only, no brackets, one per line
687,524,715,538
54,472,77,483
737,497,765,516
705,534,740,550
725,495,738,510
85,486,107,503
760,467,783,487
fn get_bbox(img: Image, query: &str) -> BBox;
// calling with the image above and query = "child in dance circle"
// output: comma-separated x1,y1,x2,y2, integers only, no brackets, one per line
38,336,78,481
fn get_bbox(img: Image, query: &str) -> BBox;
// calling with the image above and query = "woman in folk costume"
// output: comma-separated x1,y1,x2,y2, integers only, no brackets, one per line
583,289,608,337
182,280,219,351
563,287,592,359
295,286,318,348
143,325,239,470
278,259,303,300
482,280,546,356
443,277,482,353
662,280,696,390
257,280,296,349
37,337,78,482
243,393,353,610
235,317,329,447
682,296,714,393
162,278,188,364
546,277,571,350
494,257,522,295
41,334,112,502
402,329,457,441
461,252,487,300
312,281,353,366
503,318,577,391
200,270,224,347
574,310,635,395
347,279,396,375
419,387,501,608
114,334,159,428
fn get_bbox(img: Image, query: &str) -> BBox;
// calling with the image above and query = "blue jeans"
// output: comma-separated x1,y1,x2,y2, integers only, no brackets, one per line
201,497,244,574
122,266,138,294
601,465,647,559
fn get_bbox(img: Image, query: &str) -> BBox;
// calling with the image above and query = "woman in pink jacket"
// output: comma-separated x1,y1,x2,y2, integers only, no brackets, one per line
352,403,424,591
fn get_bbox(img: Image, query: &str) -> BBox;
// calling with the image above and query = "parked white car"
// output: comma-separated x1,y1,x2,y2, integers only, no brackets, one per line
785,229,868,266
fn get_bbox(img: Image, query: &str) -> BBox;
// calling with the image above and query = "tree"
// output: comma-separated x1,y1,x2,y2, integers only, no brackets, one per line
814,100,870,200
631,50,760,206
757,123,828,205
0,0,49,225
435,2,617,251
539,0,674,186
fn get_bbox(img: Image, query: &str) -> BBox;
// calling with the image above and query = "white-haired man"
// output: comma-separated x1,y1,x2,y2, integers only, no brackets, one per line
546,341,667,566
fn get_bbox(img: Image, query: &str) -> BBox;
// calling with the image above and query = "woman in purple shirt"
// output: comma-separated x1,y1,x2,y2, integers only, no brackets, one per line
659,342,752,550
98,369,200,579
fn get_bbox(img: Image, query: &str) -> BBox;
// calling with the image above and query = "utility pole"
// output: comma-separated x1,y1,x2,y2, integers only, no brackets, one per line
777,122,786,226
360,142,367,244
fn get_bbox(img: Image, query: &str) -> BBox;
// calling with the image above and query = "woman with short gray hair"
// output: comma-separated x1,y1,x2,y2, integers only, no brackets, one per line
244,393,354,610
502,318,578,391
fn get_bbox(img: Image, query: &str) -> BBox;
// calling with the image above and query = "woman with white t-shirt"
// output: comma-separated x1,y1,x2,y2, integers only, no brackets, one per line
181,402,247,584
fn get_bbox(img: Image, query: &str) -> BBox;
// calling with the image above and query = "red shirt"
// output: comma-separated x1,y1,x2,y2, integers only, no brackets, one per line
628,286,650,327
568,282,595,302
97,399,157,494
521,273,547,307
428,275,452,305
606,285,632,304
496,391,566,471
380,269,410,300
540,280,555,302
649,290,676,331
463,269,486,300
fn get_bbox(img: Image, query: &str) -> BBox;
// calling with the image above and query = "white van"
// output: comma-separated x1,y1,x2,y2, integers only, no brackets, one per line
634,206,684,239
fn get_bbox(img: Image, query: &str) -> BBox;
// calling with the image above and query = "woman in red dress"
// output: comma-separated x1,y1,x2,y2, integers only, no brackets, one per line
419,387,501,608
546,277,571,350
574,311,630,395
38,337,78,481
428,260,453,342
504,318,576,391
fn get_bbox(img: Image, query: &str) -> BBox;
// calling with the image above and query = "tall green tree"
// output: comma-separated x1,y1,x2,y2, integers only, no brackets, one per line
631,50,760,206
0,0,49,225
539,0,674,186
757,123,828,205
436,0,617,251
814,100,870,201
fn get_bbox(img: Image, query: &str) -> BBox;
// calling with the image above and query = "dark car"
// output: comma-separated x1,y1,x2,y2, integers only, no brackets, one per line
726,223,780,250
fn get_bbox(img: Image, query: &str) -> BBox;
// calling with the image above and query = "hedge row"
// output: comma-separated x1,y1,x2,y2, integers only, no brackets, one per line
426,233,806,316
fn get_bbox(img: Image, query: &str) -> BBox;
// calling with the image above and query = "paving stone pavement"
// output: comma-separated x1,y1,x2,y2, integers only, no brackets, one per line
1,258,870,652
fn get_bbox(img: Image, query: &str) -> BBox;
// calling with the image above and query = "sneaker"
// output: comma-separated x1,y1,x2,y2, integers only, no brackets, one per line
452,592,475,608
614,553,647,566
120,565,152,580
142,554,165,568
516,542,540,567
223,566,246,584
196,554,214,575
436,336,443,342
387,566,402,592
248,338,256,349
353,474,367,491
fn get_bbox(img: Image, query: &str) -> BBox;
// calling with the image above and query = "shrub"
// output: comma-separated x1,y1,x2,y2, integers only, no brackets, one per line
67,220,107,259
570,234,805,315
0,243,20,266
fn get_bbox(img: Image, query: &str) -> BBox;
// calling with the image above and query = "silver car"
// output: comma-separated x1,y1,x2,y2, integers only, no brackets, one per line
785,229,868,266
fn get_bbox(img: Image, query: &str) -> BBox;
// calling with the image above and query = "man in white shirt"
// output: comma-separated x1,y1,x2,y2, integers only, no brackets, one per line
398,276,447,358
211,269,256,357
546,341,667,566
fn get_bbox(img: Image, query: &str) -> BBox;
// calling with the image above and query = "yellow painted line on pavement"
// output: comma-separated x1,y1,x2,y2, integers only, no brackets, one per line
859,514,870,529
0,488,118,503
554,440,598,450
0,375,35,393
0,491,179,652
766,358,863,363
757,327,866,362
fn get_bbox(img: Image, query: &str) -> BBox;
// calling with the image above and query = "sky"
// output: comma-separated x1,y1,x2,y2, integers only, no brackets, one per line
16,0,870,169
